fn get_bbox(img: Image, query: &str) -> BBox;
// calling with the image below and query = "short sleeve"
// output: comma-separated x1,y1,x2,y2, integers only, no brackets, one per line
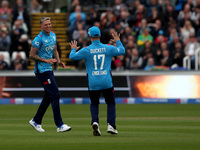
32,36,42,49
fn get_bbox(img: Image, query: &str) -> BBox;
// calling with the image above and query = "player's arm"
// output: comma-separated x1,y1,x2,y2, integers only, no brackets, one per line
53,44,66,69
69,40,85,60
29,46,57,64
111,32,125,56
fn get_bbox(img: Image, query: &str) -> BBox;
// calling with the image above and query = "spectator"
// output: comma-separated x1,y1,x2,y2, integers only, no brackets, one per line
140,40,154,56
184,34,200,69
147,7,162,23
168,35,182,51
10,20,25,53
163,4,177,23
133,4,148,27
167,27,179,45
180,20,195,44
154,48,162,65
72,22,87,40
154,30,167,45
121,26,133,43
100,8,116,29
70,0,80,13
30,0,42,13
0,14,11,31
161,49,173,67
11,52,27,71
172,42,185,67
0,0,12,15
68,12,86,40
15,34,30,57
159,42,169,53
147,19,164,39
129,0,141,14
0,27,10,52
12,16,28,34
12,0,31,36
0,54,8,70
178,4,192,21
103,13,116,29
68,5,86,27
146,0,161,17
144,57,156,71
141,51,154,69
118,10,134,28
86,6,100,27
113,0,128,18
137,27,153,50
114,55,124,71
130,48,143,69
134,18,147,37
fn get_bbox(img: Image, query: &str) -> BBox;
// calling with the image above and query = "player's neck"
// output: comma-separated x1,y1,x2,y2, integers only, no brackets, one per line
42,30,50,35
91,37,100,42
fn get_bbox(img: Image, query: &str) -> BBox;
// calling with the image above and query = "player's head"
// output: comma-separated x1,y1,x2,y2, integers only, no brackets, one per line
88,26,101,40
40,17,51,35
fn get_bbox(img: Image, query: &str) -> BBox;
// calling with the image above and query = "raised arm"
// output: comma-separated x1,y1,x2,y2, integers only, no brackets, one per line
69,40,85,60
111,32,125,56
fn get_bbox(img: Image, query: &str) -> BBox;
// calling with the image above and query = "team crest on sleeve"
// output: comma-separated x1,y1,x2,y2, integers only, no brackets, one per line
53,36,55,41
35,41,39,46
117,48,120,52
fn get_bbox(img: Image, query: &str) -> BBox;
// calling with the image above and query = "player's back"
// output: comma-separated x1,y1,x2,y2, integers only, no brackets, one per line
69,39,125,91
84,40,123,90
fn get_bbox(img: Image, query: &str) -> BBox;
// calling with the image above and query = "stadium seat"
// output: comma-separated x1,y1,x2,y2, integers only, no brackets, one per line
0,51,11,66
11,51,26,61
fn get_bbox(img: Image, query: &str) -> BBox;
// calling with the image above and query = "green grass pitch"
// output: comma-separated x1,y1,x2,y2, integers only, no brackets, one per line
0,104,200,150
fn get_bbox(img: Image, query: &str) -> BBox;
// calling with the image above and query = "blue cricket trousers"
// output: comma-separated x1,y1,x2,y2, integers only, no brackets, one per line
33,71,63,127
89,87,116,129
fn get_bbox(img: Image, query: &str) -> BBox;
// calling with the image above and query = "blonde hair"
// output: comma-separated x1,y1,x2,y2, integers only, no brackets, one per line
40,17,50,24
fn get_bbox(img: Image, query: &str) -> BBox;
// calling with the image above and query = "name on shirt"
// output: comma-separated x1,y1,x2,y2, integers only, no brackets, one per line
92,70,107,76
90,48,106,53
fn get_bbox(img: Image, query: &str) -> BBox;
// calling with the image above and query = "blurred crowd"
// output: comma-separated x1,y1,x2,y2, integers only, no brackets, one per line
1,0,200,71
67,0,200,71
0,0,33,71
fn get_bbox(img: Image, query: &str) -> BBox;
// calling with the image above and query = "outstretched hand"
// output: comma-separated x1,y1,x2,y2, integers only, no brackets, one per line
111,32,120,43
69,40,80,51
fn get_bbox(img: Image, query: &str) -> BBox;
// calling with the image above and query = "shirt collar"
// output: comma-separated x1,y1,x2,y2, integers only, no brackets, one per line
92,40,100,44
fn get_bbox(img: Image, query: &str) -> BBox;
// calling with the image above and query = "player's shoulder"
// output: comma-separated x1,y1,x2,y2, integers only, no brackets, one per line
34,31,43,41
50,31,56,35
33,34,42,42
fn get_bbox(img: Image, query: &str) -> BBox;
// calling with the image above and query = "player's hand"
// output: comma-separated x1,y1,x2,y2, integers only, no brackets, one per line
70,40,80,51
45,58,57,64
58,61,66,70
111,32,120,43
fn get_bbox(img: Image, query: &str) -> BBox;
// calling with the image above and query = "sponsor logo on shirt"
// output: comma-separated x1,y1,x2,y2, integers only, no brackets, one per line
35,42,39,46
45,45,55,51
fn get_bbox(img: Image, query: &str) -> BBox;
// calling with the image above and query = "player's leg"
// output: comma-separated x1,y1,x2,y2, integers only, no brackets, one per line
103,87,118,134
89,90,100,124
33,91,51,124
89,90,101,136
29,72,51,132
33,72,51,124
43,71,64,127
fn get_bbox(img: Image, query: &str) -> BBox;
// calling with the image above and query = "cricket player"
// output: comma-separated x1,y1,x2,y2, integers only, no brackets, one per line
69,26,125,136
29,17,71,132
